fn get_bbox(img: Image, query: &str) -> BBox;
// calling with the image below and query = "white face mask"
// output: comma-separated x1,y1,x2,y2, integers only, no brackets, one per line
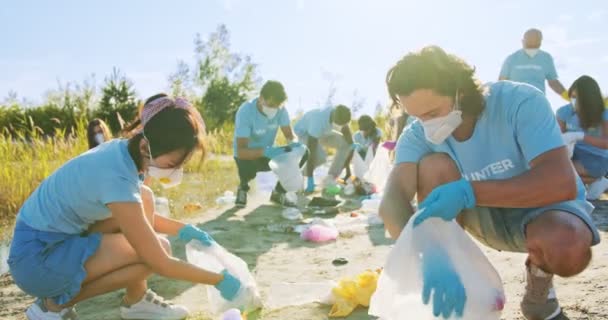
570,98,577,111
332,123,344,131
262,105,279,119
421,93,463,145
524,49,539,57
145,137,184,189
94,133,105,145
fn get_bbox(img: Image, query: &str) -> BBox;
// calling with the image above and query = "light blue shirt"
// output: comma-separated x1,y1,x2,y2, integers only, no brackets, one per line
294,107,333,139
233,98,290,156
353,128,383,150
556,104,608,158
396,81,587,200
18,140,142,234
499,49,558,93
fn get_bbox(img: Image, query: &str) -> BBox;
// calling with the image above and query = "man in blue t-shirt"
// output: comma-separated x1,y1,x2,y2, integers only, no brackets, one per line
233,80,303,208
500,28,569,100
380,46,599,319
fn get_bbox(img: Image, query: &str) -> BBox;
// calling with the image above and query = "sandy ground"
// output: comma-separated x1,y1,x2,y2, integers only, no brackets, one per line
1,190,607,320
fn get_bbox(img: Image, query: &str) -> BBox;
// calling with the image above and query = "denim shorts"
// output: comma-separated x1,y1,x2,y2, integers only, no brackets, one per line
573,147,608,178
7,219,102,305
460,199,600,252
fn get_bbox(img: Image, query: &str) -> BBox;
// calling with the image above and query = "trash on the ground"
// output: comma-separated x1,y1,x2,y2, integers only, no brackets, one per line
282,207,303,220
301,224,339,243
183,202,203,213
285,192,298,205
329,269,381,318
332,257,349,266
266,281,336,310
369,214,505,320
216,190,237,205
360,198,381,213
222,308,245,320
343,182,356,196
186,241,263,315
155,197,171,217
269,144,307,192
367,213,384,226
350,212,359,218
353,178,376,196
364,146,392,193
308,197,341,207
324,184,342,196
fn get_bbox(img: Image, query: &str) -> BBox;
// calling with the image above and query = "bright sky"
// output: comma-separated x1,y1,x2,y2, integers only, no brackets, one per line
1,0,607,115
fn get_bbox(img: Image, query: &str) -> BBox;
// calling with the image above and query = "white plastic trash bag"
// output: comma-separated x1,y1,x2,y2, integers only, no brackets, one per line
364,146,392,192
352,146,374,179
369,215,505,320
186,240,263,314
269,144,307,192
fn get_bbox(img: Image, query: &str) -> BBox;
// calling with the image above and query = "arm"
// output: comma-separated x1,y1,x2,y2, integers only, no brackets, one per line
154,214,186,235
581,121,608,149
548,79,568,97
109,202,223,285
498,56,511,81
306,136,318,176
280,125,295,142
379,163,418,239
558,120,567,133
236,137,264,160
341,125,354,144
545,55,568,99
472,147,577,208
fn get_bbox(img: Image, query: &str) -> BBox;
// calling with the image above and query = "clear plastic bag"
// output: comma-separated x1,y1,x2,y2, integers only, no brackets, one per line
369,216,505,320
352,147,374,179
269,144,307,192
364,146,392,192
185,240,263,315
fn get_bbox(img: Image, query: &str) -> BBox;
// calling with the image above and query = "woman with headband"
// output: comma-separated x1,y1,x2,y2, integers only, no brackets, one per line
8,94,241,320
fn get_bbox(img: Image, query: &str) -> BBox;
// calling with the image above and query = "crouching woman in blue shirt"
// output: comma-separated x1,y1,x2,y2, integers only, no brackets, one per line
8,94,241,320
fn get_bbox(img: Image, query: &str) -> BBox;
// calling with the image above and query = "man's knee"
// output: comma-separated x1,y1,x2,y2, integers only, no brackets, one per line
526,211,593,277
417,153,461,200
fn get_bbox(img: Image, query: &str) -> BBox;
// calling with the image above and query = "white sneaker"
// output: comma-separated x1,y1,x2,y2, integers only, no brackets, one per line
587,177,608,200
120,290,189,320
26,299,79,320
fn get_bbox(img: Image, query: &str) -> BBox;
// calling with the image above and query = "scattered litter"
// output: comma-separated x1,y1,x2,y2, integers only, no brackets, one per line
281,207,303,220
343,183,356,196
332,257,349,266
308,197,341,207
216,191,237,205
324,184,342,196
301,224,339,243
367,213,384,226
361,199,381,213
183,202,203,213
329,269,381,317
222,308,245,320
186,241,263,315
350,212,359,218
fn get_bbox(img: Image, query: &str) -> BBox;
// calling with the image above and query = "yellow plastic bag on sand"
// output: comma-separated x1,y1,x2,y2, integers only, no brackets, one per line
329,270,380,318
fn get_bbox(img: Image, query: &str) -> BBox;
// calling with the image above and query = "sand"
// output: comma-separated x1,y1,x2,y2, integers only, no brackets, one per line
1,190,607,320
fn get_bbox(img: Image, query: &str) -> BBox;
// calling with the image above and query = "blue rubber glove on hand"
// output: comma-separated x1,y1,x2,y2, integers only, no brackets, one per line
421,248,467,318
263,146,286,159
178,224,215,246
215,270,242,301
305,176,315,193
413,178,476,227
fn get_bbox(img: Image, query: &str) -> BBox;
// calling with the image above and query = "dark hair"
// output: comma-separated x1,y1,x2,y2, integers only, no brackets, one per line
127,93,206,171
332,105,351,125
358,115,376,132
260,80,287,104
569,75,605,130
386,45,485,117
87,118,112,149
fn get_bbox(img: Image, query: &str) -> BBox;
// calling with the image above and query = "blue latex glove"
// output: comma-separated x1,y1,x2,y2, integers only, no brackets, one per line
421,248,466,318
413,178,476,227
263,146,286,159
178,224,215,246
305,176,315,193
215,270,242,301
351,143,363,151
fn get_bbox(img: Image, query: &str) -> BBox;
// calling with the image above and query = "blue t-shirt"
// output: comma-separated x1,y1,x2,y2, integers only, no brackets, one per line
233,98,290,156
353,128,383,150
294,107,334,139
499,49,558,93
18,140,142,234
556,104,608,158
396,81,587,201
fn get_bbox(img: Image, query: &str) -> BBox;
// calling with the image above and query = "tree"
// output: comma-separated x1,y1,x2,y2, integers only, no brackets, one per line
351,89,366,116
95,68,139,133
168,60,193,98
189,25,260,130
